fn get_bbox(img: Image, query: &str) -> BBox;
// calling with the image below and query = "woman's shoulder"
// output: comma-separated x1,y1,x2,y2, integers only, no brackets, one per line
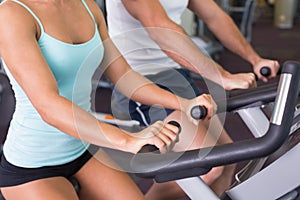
0,0,36,25
0,1,37,51
83,0,105,26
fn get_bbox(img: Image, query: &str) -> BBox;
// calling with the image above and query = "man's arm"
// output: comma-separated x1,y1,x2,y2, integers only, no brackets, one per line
121,0,256,89
188,0,280,82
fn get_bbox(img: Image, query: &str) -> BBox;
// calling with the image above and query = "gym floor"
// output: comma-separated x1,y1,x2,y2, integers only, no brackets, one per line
93,7,300,198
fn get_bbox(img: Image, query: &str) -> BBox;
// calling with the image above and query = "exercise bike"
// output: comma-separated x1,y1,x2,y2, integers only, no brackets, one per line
124,60,300,200
1,61,300,200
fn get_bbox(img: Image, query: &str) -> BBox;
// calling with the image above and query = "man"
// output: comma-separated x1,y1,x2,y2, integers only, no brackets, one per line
105,0,279,199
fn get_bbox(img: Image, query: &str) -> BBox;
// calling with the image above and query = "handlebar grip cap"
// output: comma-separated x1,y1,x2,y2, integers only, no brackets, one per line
191,106,208,120
138,144,159,154
260,67,271,77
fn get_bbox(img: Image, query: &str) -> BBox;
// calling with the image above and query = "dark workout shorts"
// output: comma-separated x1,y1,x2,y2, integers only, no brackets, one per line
111,68,204,126
0,149,94,187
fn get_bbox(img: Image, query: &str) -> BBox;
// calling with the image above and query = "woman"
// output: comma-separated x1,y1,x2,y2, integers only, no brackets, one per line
0,0,215,199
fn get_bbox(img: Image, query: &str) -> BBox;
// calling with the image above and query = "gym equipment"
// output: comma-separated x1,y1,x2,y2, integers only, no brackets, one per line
0,73,15,148
274,0,298,29
130,61,300,200
260,66,272,77
228,0,257,42
1,61,299,200
191,0,256,60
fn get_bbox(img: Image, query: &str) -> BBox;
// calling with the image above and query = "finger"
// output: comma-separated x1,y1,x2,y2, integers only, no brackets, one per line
162,124,178,142
157,133,172,148
153,134,173,154
212,99,218,113
191,118,200,126
271,63,280,78
252,80,258,88
150,136,167,153
261,76,268,83
147,125,175,153
165,122,180,134
250,74,258,88
165,123,180,143
272,61,280,76
187,115,200,126
203,94,216,120
256,72,268,83
147,121,164,137
246,73,255,86
152,120,165,129
239,73,256,89
158,125,183,152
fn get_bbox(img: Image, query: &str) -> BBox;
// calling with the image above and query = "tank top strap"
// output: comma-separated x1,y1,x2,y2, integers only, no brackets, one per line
81,0,96,24
10,0,45,33
6,0,94,32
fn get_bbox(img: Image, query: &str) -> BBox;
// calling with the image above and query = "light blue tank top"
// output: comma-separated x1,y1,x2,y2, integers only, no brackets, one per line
2,0,104,167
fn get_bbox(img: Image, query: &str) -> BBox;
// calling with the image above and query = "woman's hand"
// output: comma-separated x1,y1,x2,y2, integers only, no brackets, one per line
128,121,181,154
183,93,217,126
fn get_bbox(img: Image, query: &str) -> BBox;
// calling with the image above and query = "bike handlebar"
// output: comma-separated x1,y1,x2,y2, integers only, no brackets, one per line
131,61,300,183
260,66,271,77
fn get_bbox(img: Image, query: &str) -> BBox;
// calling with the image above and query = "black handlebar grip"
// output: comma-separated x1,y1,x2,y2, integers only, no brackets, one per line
167,120,182,134
191,105,208,120
260,66,271,77
138,144,160,153
138,120,181,154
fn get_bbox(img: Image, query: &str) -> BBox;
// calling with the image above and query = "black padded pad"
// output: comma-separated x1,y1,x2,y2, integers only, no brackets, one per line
0,73,15,145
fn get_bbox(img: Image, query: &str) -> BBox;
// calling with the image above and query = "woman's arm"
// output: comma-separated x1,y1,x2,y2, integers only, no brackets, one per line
0,2,180,154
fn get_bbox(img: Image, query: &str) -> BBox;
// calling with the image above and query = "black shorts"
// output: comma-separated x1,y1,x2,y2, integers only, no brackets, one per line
0,149,94,187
